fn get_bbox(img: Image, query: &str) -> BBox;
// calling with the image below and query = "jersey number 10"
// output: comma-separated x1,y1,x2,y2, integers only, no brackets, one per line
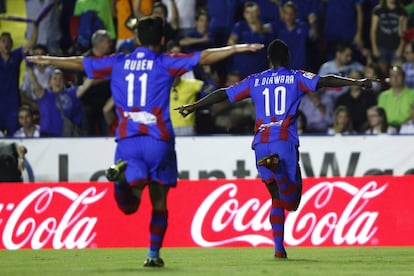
262,86,286,116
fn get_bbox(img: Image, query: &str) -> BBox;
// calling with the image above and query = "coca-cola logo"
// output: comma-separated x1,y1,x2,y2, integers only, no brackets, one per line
0,187,107,250
191,181,387,247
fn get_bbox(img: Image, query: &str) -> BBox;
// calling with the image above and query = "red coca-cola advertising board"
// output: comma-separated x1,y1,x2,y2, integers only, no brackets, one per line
1,176,413,250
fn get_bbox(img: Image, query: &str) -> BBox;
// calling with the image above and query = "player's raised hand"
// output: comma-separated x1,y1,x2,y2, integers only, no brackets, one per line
234,43,265,53
174,104,195,118
26,55,49,65
358,78,380,91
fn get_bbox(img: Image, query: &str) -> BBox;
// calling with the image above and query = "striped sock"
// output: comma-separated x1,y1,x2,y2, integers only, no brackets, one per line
148,210,168,258
270,199,286,254
113,181,140,214
276,175,301,211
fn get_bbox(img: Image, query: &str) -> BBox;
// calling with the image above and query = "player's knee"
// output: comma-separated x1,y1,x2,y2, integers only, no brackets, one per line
118,199,140,215
121,207,137,215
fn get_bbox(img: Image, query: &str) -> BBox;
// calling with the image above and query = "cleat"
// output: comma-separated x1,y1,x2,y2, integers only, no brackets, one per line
274,251,287,259
258,153,280,171
143,257,164,267
105,159,127,181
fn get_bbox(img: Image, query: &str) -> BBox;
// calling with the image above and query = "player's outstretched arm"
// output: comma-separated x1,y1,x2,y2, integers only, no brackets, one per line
175,88,229,117
198,44,264,65
26,55,85,71
317,74,374,90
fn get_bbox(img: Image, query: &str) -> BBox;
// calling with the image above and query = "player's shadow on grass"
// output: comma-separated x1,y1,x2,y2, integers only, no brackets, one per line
102,267,178,273
264,258,321,263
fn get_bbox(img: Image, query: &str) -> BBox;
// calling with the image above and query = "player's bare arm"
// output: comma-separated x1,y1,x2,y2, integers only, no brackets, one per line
175,88,229,117
317,74,374,90
198,44,264,65
26,55,85,71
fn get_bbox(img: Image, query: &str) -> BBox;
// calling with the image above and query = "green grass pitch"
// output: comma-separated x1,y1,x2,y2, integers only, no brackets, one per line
1,247,414,275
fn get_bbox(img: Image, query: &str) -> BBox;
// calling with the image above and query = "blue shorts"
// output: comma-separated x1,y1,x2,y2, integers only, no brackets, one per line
254,140,301,186
378,47,399,64
115,136,178,187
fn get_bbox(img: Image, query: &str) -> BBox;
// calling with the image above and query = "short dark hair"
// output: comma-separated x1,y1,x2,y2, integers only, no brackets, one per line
244,1,258,10
136,16,165,47
267,39,290,68
166,40,180,52
18,105,34,117
152,2,168,17
32,44,49,54
0,32,13,44
336,41,353,53
195,9,209,21
390,65,405,78
91,29,110,47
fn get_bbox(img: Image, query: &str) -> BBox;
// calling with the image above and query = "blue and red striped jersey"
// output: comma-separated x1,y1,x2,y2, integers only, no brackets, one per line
226,67,320,147
83,47,200,142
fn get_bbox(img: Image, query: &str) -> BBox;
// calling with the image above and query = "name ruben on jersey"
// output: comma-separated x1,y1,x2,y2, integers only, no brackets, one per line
254,74,294,87
123,59,154,71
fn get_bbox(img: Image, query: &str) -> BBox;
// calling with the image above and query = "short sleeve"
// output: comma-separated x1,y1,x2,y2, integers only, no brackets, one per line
164,52,201,77
83,55,118,79
226,76,252,103
297,70,320,93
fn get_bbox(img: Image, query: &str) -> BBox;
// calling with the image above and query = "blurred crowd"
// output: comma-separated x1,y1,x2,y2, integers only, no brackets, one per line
1,0,414,138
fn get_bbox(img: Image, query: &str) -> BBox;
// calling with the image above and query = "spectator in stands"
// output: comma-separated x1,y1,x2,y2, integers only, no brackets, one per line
273,1,318,70
162,0,196,37
76,30,113,136
402,40,414,89
167,41,204,135
74,0,117,44
29,69,93,137
405,0,414,28
179,10,215,53
249,0,281,24
364,62,386,95
335,69,377,132
286,0,321,72
0,26,38,137
0,142,27,182
365,105,397,134
299,90,334,133
322,0,364,60
20,44,54,111
378,65,414,129
318,41,364,101
25,0,61,55
211,70,255,134
13,105,40,138
399,101,414,133
297,110,307,135
227,1,273,78
102,97,117,136
151,1,178,44
0,0,5,13
207,0,241,47
59,0,77,54
327,105,355,135
370,0,407,76
115,0,154,50
288,0,320,24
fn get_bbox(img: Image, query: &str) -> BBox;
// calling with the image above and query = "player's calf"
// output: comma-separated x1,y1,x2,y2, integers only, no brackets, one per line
114,182,141,215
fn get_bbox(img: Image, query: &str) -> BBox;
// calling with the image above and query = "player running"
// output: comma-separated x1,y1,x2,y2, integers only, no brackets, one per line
27,16,263,267
176,39,374,259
